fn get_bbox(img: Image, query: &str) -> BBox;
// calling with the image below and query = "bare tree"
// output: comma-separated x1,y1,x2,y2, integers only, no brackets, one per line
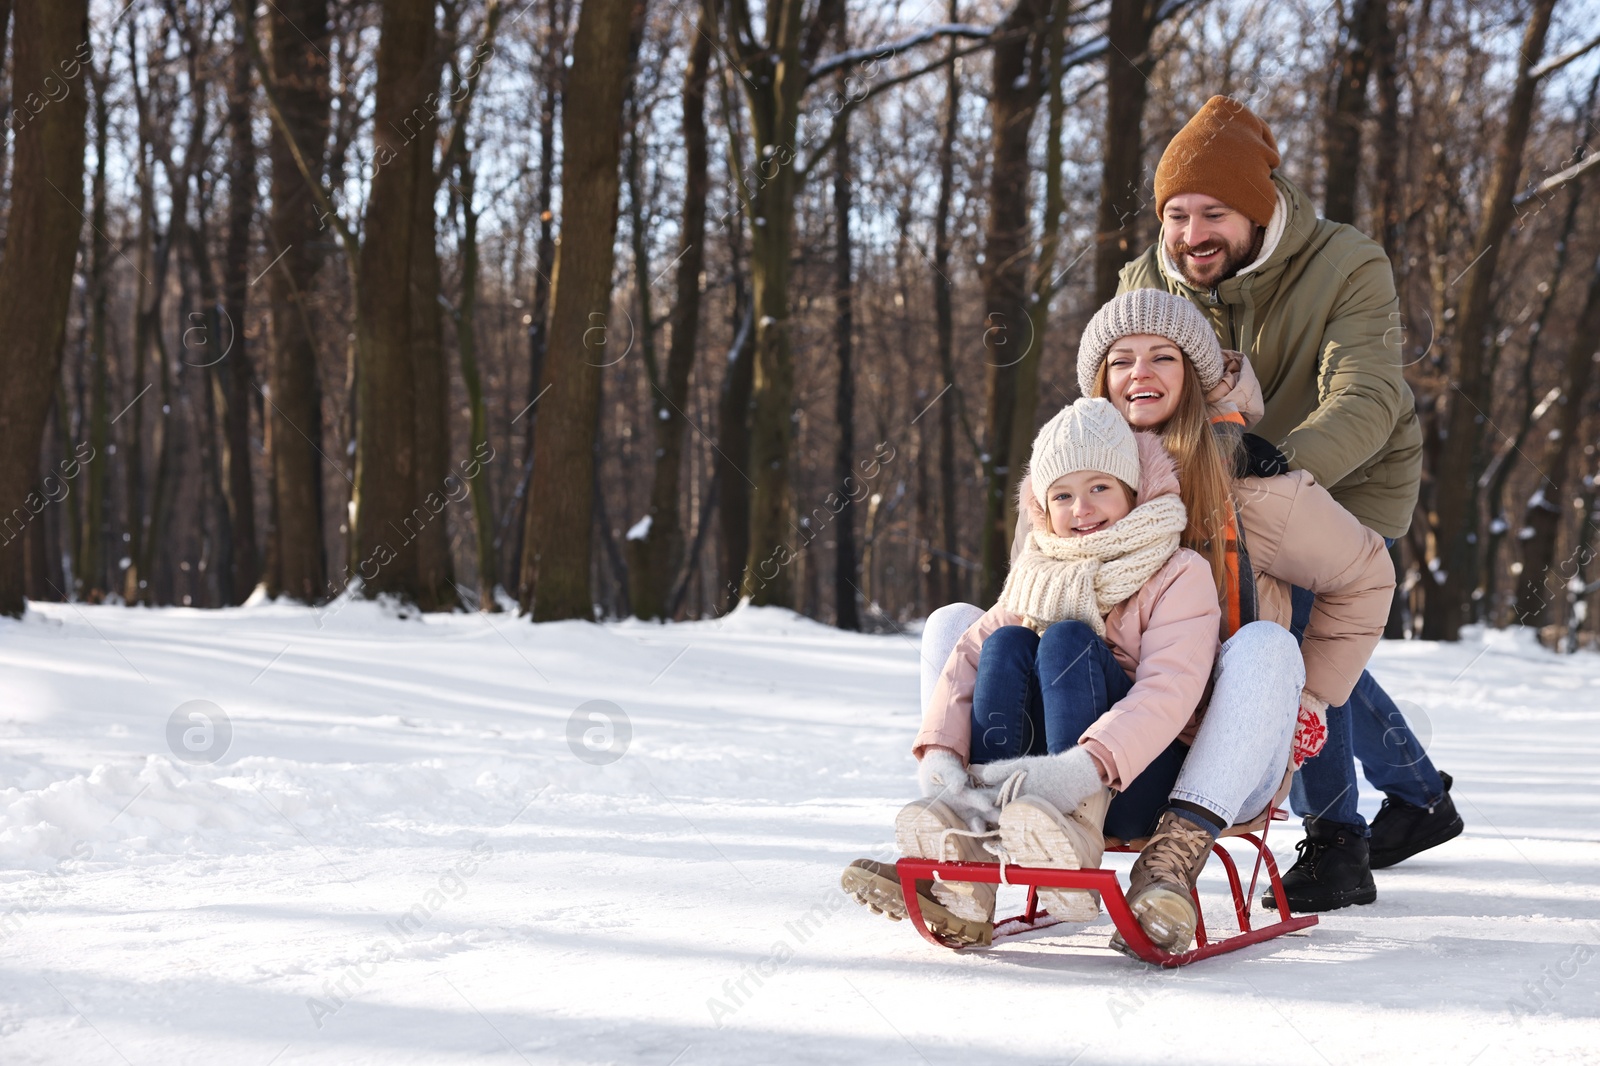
0,0,91,617
518,0,645,620
1323,0,1386,224
263,0,332,603
217,4,260,603
1423,0,1557,640
1095,0,1163,303
629,16,710,621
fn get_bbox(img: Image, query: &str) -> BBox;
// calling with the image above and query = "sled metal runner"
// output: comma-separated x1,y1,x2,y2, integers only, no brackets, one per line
895,828,1316,966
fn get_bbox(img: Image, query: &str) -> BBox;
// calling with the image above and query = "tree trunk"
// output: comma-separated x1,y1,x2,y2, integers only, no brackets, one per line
125,18,203,605
518,0,641,620
713,62,754,612
79,57,111,602
407,55,455,612
1323,0,1385,224
265,0,331,602
1094,0,1159,303
933,0,964,607
505,0,569,591
456,158,498,610
1371,0,1401,260
716,299,756,613
738,124,801,604
832,60,860,632
1513,249,1600,627
1562,456,1600,652
219,9,260,603
1483,70,1598,624
729,0,841,607
977,0,1051,605
0,0,90,617
629,25,709,621
350,0,440,605
1422,0,1556,640
1011,0,1069,520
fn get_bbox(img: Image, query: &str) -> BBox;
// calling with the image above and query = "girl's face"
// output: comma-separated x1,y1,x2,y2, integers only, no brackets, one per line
1104,334,1185,428
1045,470,1134,537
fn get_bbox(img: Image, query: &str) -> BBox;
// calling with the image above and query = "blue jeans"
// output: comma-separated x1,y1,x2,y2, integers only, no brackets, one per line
1287,582,1446,833
968,620,1185,842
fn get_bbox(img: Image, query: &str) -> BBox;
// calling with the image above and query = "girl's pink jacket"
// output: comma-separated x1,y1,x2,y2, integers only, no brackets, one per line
913,433,1221,789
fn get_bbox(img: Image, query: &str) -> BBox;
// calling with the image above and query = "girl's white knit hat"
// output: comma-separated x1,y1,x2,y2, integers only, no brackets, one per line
1076,288,1225,397
1029,397,1141,509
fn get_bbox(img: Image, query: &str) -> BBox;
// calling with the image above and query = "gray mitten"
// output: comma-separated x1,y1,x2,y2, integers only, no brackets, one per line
972,747,1103,815
917,748,1001,831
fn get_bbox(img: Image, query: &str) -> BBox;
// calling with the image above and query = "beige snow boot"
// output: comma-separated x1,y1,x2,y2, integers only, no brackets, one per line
1120,810,1216,953
893,798,997,926
997,787,1112,922
839,859,993,947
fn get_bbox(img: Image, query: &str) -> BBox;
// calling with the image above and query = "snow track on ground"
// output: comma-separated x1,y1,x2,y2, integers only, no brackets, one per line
0,602,1597,1064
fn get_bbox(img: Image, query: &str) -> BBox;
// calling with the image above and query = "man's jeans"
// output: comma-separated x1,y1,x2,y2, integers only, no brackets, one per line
1287,583,1446,833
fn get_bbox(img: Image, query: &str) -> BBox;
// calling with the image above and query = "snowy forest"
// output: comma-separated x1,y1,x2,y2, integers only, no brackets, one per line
0,0,1595,644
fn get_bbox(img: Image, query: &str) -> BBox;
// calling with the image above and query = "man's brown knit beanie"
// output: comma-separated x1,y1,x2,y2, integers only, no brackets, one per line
1154,96,1281,227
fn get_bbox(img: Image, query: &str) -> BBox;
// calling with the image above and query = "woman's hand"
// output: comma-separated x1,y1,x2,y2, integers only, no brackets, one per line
1291,691,1330,769
918,748,1000,831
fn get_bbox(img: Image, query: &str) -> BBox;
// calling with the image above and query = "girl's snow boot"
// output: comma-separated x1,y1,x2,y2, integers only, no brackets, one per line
839,859,993,947
894,798,998,925
996,788,1111,922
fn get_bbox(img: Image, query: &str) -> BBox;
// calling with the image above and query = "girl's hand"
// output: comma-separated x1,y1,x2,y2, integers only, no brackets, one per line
918,748,1001,831
971,747,1103,816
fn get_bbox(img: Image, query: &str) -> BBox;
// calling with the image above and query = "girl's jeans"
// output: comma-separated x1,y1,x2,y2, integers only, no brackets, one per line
922,606,1296,838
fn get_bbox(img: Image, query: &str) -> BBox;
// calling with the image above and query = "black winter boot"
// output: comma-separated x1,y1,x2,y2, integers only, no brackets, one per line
1369,771,1464,869
1262,818,1377,912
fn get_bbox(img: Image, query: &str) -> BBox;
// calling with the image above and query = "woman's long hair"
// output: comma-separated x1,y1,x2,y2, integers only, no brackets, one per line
1094,357,1236,594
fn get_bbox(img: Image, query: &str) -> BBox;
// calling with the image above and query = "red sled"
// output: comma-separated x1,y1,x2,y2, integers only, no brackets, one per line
895,801,1316,966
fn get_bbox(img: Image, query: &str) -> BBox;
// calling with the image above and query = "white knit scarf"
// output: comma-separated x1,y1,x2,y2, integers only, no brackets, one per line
997,494,1188,636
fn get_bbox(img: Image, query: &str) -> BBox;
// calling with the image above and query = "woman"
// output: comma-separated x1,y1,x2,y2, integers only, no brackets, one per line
909,289,1395,954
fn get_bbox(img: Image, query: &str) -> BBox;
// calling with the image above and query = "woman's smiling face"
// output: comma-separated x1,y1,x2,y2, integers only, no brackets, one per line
1104,334,1185,428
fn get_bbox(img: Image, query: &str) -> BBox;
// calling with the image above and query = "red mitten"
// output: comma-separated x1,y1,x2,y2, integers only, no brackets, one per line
1291,692,1330,770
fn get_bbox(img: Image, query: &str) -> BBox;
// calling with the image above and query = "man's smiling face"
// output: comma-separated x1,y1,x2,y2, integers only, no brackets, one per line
1161,193,1260,289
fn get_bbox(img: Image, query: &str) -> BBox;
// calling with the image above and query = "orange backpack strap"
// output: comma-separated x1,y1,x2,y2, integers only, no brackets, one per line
1219,505,1258,640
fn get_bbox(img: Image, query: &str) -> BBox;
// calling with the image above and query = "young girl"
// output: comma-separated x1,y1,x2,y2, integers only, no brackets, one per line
842,397,1226,944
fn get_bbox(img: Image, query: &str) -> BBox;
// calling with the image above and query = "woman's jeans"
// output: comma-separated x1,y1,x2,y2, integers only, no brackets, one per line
1286,584,1446,834
921,606,1295,838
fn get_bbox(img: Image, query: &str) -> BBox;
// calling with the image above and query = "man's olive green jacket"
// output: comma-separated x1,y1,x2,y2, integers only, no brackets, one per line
1117,174,1422,538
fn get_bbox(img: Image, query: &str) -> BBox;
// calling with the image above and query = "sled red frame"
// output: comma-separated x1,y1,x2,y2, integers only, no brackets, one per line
894,813,1316,966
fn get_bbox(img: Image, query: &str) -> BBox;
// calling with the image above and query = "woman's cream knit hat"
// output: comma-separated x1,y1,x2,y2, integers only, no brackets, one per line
1076,288,1224,398
1029,397,1141,509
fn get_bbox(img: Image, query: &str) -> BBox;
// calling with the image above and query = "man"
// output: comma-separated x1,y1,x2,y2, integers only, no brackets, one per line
1117,95,1463,912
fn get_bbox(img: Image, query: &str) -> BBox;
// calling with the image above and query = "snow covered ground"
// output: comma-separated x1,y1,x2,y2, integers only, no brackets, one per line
0,599,1597,1065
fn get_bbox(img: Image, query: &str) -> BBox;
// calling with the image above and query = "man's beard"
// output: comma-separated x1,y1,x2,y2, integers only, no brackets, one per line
1168,227,1264,289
